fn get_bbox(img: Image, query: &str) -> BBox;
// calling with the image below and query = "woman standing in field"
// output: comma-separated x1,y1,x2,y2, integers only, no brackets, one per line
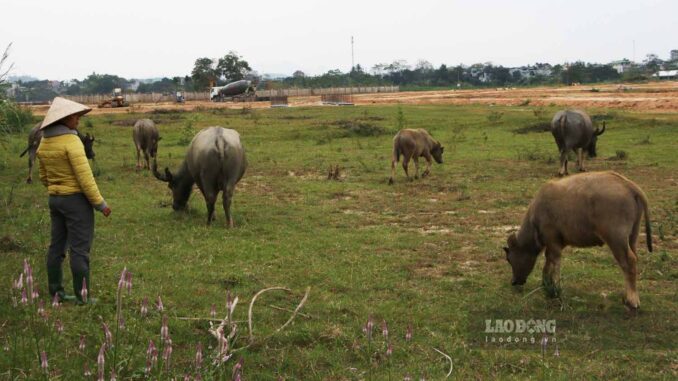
37,97,111,304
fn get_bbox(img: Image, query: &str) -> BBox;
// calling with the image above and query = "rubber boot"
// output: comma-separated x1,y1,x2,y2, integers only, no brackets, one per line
73,270,96,305
47,266,76,302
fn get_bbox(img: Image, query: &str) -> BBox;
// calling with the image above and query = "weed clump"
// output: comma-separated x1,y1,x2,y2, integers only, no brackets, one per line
0,100,34,134
334,120,387,137
487,111,503,123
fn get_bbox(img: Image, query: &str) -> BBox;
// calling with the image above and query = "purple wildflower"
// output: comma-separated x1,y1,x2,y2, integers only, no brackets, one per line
161,315,169,342
20,289,27,304
140,297,149,317
195,342,203,369
386,342,393,357
84,363,92,377
102,322,112,347
40,351,48,371
117,267,127,291
54,319,64,335
97,344,105,381
81,277,88,303
211,303,217,319
79,335,86,351
51,293,60,308
156,296,164,312
405,324,413,342
381,319,389,340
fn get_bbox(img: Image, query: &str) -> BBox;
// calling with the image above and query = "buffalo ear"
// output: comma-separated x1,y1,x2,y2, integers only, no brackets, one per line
441,146,445,153
164,167,173,182
507,232,518,247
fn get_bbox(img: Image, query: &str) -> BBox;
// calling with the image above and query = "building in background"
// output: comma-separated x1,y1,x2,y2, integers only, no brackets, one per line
671,50,678,61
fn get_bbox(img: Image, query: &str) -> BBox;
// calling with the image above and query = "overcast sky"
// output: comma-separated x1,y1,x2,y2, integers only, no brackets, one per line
2,0,676,80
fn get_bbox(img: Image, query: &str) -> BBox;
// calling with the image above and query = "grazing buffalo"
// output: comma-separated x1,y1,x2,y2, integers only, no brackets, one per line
550,109,605,176
153,126,247,226
133,119,161,169
388,128,444,184
19,123,95,184
503,171,652,309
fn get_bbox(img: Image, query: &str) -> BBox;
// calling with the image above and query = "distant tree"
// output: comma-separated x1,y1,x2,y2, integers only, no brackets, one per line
216,51,252,83
79,73,129,94
137,78,177,93
415,60,434,72
643,54,662,73
191,57,217,91
292,70,306,78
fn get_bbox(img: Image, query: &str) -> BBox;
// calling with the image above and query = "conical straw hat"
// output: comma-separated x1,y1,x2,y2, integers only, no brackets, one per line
40,97,92,129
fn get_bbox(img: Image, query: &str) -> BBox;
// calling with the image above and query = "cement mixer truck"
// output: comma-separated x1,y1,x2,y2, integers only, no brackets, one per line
210,80,255,102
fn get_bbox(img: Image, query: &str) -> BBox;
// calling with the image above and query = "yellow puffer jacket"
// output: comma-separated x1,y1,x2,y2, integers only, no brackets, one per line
37,129,105,208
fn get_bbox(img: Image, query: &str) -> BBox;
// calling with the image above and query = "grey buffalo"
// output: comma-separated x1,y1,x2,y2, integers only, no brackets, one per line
504,171,652,310
153,126,247,226
388,128,444,184
19,122,95,184
133,119,161,170
550,109,605,176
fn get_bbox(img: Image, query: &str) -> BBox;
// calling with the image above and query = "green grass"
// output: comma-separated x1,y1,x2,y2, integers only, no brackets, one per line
0,104,676,379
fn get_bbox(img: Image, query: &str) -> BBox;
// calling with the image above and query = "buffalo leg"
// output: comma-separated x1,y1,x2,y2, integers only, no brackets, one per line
402,153,412,181
422,154,432,177
558,150,569,176
542,245,562,297
576,148,586,172
389,157,397,184
143,151,151,169
413,157,420,179
26,152,36,184
223,185,235,228
135,146,142,169
610,241,640,309
205,195,217,225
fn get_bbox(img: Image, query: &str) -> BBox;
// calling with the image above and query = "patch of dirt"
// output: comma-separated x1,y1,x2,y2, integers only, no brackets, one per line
29,81,678,117
0,235,22,252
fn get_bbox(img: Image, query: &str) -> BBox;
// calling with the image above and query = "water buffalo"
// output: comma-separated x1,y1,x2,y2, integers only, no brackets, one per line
550,109,605,176
503,171,652,309
388,128,444,184
133,119,161,169
19,123,95,184
152,126,247,226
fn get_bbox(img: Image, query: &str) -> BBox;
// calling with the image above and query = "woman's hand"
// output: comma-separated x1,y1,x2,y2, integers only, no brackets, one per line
102,207,111,217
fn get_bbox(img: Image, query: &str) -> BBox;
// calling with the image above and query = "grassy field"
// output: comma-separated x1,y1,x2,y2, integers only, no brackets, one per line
0,104,676,380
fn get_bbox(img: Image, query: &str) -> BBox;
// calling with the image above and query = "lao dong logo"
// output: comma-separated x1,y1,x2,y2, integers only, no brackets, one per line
484,319,556,334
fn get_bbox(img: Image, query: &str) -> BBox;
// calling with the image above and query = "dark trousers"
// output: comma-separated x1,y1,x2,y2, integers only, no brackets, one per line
48,193,94,276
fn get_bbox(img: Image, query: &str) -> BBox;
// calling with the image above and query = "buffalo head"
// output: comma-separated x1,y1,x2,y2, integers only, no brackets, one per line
431,143,444,164
152,160,192,211
587,121,606,158
503,232,540,286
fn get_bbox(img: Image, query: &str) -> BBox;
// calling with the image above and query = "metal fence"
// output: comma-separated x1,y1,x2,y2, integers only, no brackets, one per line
62,86,398,104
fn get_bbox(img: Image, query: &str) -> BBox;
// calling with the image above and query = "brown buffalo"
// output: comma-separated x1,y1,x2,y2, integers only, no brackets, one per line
503,171,652,309
133,119,161,170
388,128,444,184
19,122,95,183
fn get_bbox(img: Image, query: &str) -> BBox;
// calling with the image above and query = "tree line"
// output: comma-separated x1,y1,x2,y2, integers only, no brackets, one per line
6,50,678,102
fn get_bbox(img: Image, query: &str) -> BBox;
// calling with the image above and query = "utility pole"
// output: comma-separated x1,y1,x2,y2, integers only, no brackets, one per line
351,36,355,71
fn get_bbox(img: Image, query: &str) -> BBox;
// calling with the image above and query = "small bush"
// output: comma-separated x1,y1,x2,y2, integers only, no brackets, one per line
0,100,34,134
514,122,550,134
178,119,195,146
487,111,503,123
612,150,628,161
396,105,406,130
518,99,531,106
334,120,387,137
83,118,94,128
638,135,651,145
532,107,548,120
